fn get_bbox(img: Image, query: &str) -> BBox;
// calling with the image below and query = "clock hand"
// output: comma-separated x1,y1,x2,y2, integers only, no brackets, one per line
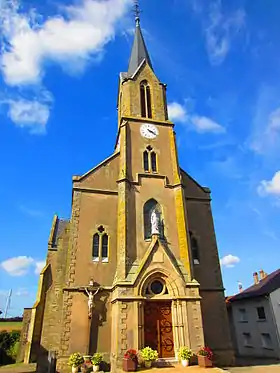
148,129,156,135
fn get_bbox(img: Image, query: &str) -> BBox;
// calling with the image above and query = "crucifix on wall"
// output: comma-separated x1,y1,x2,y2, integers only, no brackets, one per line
84,280,102,319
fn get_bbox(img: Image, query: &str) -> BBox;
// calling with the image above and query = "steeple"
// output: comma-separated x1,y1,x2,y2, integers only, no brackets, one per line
127,4,153,77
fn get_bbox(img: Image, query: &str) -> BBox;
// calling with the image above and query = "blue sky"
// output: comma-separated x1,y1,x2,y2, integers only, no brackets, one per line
0,0,280,317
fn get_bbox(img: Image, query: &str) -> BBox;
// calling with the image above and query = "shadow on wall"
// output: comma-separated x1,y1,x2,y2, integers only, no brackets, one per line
89,290,110,355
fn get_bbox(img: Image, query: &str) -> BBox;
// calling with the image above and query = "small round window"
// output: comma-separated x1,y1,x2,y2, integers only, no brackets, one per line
146,279,167,296
150,280,164,294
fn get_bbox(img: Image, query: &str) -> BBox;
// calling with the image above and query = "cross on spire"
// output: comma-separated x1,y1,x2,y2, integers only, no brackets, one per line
133,0,141,26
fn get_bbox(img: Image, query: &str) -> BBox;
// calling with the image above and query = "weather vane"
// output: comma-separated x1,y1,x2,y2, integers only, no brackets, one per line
133,0,141,24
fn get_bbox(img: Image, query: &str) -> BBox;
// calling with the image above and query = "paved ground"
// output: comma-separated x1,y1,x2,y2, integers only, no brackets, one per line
225,364,280,373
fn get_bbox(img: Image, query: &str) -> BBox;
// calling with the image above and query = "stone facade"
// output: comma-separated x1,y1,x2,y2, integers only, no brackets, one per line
20,19,234,373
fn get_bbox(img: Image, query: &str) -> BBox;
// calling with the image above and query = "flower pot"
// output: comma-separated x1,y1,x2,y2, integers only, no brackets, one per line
144,360,152,368
72,367,79,373
92,365,100,372
181,359,189,367
198,355,213,368
123,358,137,371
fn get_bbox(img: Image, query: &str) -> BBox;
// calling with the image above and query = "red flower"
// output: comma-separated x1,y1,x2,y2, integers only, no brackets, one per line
197,346,213,360
124,349,138,362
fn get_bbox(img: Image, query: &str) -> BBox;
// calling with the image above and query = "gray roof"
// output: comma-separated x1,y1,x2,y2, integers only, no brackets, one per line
127,18,153,77
229,269,280,302
51,218,69,247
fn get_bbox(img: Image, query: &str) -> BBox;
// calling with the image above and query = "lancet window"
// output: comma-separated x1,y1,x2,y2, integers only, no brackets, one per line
143,146,157,173
92,226,109,262
140,80,152,118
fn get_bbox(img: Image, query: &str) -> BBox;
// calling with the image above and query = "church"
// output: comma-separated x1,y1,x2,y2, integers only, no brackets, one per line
21,13,234,372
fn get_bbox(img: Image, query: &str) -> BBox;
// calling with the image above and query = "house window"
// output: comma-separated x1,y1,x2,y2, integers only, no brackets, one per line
257,306,266,320
243,332,252,347
239,308,247,322
143,146,158,173
143,199,163,239
261,333,273,349
140,80,152,119
189,232,199,264
92,226,109,262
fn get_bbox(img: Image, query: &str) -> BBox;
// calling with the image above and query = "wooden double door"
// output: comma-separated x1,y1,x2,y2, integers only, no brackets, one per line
144,301,174,358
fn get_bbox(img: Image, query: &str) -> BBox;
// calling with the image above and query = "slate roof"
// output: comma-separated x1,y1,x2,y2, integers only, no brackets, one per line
127,18,153,77
229,269,280,302
51,218,69,247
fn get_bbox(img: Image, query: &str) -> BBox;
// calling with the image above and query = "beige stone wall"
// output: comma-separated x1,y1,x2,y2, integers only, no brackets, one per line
38,223,70,368
119,63,167,123
17,308,32,362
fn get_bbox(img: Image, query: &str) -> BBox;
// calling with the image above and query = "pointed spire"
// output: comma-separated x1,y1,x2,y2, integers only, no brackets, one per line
127,1,153,77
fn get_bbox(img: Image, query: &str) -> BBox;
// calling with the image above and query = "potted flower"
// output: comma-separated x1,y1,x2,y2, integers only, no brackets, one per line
91,353,103,372
197,346,213,368
123,349,138,371
140,346,158,368
178,346,192,367
81,355,92,373
68,352,84,373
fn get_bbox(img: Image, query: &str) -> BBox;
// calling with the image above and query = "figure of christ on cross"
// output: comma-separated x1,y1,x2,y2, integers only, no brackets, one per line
84,286,101,319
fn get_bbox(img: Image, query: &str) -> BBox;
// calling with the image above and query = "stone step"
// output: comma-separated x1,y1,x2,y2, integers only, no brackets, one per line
156,357,179,367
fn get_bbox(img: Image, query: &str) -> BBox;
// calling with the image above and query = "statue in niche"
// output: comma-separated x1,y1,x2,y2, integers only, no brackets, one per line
151,209,160,235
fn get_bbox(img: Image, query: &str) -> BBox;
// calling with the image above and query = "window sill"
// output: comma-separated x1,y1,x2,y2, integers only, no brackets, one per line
244,345,254,348
257,319,267,322
239,321,248,323
262,347,274,350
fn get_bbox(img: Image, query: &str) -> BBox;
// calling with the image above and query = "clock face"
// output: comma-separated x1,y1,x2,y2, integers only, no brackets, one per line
140,123,159,139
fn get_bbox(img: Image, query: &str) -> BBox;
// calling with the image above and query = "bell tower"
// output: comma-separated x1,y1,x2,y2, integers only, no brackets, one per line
114,13,193,282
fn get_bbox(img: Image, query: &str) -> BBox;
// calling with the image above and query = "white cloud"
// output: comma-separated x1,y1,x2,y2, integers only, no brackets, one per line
202,2,246,65
268,108,280,131
258,171,280,196
220,254,240,268
35,261,45,275
0,0,131,86
168,101,225,134
19,205,44,217
0,256,34,276
191,115,225,133
168,102,188,122
2,99,50,133
0,256,46,276
249,88,280,155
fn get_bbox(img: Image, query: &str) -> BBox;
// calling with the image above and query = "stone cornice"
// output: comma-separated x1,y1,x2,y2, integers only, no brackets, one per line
72,186,118,195
121,115,174,128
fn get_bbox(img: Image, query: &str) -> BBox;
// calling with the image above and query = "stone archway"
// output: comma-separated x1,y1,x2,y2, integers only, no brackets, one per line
140,274,176,358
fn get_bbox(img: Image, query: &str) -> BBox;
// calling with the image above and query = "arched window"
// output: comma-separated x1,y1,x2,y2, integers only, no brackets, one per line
143,151,149,171
146,86,152,118
140,81,152,118
92,227,109,262
151,151,157,172
101,234,108,262
143,199,162,239
190,232,199,264
143,146,158,173
92,233,99,261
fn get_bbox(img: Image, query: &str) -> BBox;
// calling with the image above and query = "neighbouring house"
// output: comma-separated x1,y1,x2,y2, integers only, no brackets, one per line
227,269,280,359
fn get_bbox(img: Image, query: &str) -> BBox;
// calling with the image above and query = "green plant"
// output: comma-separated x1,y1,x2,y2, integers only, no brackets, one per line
140,347,158,362
178,346,192,360
91,352,103,366
68,352,84,367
